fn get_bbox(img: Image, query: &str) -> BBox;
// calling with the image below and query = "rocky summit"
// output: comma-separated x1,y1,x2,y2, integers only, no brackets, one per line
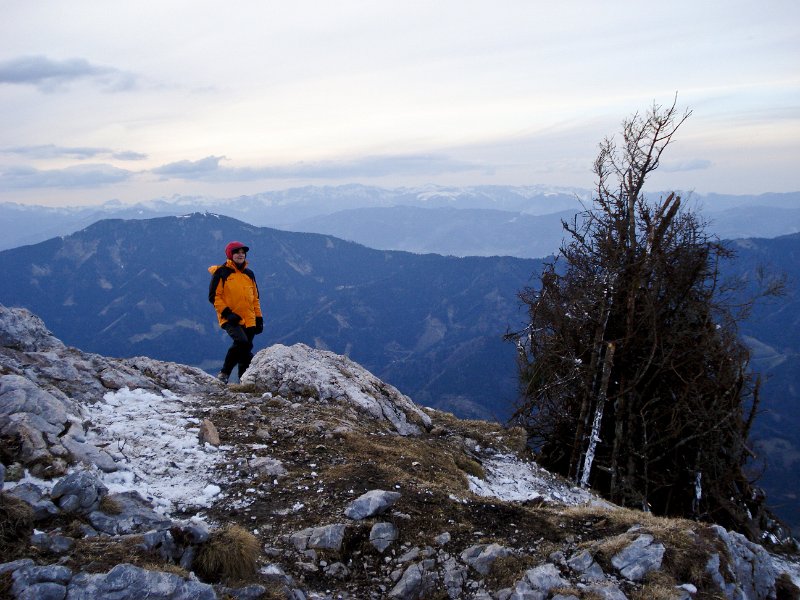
1,304,798,600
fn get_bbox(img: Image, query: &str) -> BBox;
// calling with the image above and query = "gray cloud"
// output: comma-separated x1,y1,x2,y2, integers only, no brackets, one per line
112,150,149,161
151,155,225,177
0,163,134,189
0,55,137,92
1,145,148,161
151,154,480,182
0,152,481,190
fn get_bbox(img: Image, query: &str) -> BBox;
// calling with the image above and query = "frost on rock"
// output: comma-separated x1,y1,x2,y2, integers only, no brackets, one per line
242,343,432,435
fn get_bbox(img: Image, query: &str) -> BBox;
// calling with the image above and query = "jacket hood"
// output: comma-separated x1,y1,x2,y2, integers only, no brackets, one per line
208,259,247,275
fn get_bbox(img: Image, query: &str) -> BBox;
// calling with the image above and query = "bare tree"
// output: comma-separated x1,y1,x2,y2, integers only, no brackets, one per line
507,98,780,538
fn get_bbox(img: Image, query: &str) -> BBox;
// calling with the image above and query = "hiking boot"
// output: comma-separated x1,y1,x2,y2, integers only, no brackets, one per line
217,371,229,384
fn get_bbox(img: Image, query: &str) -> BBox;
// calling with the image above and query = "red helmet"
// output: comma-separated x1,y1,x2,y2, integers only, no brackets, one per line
225,241,250,259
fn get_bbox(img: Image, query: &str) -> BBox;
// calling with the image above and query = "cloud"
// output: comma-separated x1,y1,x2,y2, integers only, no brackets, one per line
151,155,226,178
660,158,713,172
0,163,135,189
0,55,137,92
1,145,148,161
151,154,481,182
111,151,149,161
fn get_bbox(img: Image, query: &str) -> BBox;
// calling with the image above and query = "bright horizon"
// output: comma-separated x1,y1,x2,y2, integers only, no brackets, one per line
1,1,799,207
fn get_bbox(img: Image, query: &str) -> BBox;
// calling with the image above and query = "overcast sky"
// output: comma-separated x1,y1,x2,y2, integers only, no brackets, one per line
1,1,798,206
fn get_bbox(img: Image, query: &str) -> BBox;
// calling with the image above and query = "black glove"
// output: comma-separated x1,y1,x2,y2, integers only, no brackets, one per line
221,308,241,325
254,316,264,334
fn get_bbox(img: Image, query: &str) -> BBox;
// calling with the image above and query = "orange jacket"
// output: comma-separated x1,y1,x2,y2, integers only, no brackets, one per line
208,260,263,328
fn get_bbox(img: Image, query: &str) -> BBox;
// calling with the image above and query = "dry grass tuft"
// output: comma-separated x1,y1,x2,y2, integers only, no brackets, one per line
485,553,536,589
70,535,148,572
99,495,123,515
141,562,191,578
0,571,12,599
0,493,34,560
194,524,260,583
229,383,257,393
454,454,485,479
629,570,680,600
550,586,603,599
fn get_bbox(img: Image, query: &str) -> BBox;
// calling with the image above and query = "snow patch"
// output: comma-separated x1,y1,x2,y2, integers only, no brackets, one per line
83,387,227,515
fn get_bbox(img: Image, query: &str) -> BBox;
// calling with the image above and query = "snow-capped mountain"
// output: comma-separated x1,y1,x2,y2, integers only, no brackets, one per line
3,184,799,256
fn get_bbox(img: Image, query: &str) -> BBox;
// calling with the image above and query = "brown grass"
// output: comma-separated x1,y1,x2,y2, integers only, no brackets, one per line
141,562,191,578
336,431,473,494
454,454,485,479
69,535,149,573
485,553,536,589
0,572,12,600
194,524,260,583
629,571,680,600
99,495,123,515
0,493,34,560
228,383,257,393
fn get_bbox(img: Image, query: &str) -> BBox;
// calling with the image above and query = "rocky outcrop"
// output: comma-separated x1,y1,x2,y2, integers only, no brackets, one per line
242,342,432,435
1,306,798,600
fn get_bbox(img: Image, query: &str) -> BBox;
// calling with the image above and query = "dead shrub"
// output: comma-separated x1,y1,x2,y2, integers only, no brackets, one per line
194,524,260,583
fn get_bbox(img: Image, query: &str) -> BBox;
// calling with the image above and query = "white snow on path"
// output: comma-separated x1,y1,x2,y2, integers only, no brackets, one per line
84,387,226,515
468,452,606,507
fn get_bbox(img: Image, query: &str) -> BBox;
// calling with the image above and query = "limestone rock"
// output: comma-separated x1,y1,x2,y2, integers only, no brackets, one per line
0,305,65,352
50,470,108,514
610,533,665,582
242,343,432,435
370,522,399,552
460,543,512,576
344,489,401,520
198,418,220,447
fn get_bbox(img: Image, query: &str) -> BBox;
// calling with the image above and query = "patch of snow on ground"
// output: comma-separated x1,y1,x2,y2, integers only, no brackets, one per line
84,387,226,515
468,452,601,507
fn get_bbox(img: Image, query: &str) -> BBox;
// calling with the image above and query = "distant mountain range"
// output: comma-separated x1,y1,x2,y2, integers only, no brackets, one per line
3,184,799,257
1,208,798,531
0,213,538,420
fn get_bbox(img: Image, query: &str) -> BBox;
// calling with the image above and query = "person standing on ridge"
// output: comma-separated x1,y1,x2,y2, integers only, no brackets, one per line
208,241,264,384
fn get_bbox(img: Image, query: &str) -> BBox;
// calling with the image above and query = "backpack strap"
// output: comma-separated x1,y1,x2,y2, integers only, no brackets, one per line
208,265,233,304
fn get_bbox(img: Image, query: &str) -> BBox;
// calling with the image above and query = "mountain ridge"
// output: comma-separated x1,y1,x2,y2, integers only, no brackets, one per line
3,184,800,255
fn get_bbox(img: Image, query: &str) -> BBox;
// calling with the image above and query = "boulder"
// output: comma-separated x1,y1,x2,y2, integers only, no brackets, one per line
345,489,401,520
610,533,665,582
242,343,431,435
461,543,512,576
51,470,108,514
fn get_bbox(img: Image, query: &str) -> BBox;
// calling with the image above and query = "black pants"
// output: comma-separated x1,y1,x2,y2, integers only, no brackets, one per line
221,323,257,378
